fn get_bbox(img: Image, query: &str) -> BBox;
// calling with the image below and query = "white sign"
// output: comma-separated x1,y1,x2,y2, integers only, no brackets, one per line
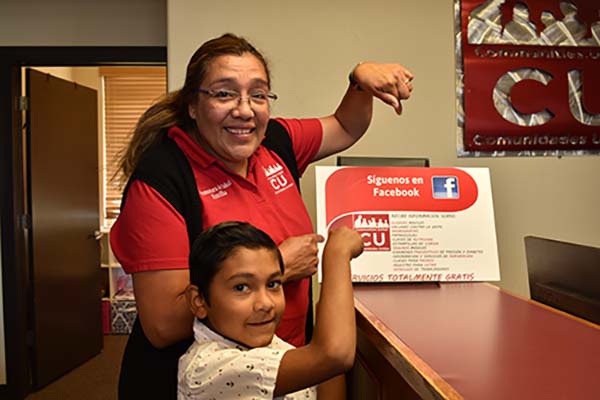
316,166,500,283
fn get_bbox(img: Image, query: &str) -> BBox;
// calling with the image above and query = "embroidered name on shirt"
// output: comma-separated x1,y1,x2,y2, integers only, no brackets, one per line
199,180,232,200
263,163,293,194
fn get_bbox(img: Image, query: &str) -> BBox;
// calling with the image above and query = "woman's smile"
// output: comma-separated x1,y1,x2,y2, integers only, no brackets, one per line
224,126,255,136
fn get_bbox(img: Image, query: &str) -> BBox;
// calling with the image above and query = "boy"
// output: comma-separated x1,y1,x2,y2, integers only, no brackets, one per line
178,221,363,399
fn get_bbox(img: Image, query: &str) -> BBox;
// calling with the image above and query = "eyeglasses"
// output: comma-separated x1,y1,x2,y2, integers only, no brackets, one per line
198,88,278,108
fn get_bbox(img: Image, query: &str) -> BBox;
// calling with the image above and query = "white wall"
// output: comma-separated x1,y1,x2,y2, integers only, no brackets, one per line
167,0,600,298
0,0,166,46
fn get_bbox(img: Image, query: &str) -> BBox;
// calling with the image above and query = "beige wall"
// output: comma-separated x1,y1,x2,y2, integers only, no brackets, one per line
168,0,600,298
0,0,166,46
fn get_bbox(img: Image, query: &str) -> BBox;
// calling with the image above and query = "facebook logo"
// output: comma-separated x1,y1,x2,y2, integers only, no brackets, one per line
432,176,459,199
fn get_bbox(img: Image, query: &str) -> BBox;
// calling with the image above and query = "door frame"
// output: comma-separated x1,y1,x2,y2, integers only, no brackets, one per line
0,46,166,400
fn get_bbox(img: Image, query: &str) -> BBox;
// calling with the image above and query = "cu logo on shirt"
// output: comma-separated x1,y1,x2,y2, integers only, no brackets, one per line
269,174,290,192
264,162,294,194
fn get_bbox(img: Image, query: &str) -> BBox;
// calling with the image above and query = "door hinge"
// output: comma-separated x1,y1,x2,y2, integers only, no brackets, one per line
18,95,29,111
92,230,104,241
19,214,31,230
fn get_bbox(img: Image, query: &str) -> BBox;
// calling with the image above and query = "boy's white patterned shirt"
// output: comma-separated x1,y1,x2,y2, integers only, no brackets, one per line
178,319,316,399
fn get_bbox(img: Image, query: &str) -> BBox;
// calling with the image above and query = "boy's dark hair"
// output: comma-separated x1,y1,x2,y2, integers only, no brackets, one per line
189,221,284,303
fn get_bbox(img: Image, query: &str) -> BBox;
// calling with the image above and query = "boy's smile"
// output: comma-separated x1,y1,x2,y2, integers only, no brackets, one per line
197,247,285,348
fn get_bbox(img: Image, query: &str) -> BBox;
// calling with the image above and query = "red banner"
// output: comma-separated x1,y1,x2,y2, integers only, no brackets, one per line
324,167,478,227
460,0,600,153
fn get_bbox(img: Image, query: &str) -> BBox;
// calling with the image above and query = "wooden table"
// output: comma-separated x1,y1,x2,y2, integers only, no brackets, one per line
349,282,600,400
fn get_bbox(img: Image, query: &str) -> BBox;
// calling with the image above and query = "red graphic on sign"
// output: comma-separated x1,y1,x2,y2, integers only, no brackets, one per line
461,0,600,152
354,214,391,252
323,167,478,227
327,214,391,252
357,214,391,252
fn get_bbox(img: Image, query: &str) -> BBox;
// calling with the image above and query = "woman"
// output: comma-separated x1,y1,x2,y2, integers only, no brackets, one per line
110,33,413,399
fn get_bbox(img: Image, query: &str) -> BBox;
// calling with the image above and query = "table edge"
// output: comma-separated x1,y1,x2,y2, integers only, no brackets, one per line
354,297,463,400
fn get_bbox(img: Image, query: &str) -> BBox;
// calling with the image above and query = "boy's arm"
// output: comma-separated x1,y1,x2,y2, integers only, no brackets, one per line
274,227,363,396
317,374,347,399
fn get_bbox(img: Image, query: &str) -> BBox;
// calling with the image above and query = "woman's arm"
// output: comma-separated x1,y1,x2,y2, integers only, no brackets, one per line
315,62,414,162
110,181,194,348
274,227,364,396
133,269,194,348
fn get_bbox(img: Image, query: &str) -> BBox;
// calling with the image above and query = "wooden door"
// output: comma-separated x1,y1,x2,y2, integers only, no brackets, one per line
26,69,102,389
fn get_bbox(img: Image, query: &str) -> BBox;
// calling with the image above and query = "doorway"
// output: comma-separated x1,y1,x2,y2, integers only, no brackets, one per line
0,46,166,400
